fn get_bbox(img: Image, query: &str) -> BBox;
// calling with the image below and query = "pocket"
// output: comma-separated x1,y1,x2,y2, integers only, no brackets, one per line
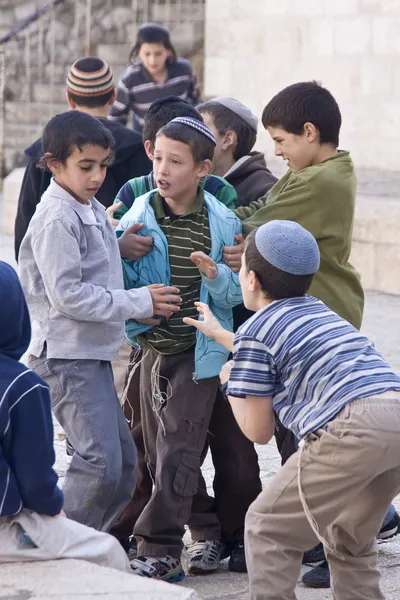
173,451,200,498
29,358,63,407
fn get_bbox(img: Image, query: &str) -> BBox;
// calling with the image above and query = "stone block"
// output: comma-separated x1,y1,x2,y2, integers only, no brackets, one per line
309,17,335,56
97,44,132,66
0,559,201,600
350,240,376,291
360,57,393,95
359,0,383,13
372,16,400,54
289,0,324,15
381,0,400,12
323,0,358,15
2,167,25,237
205,0,231,19
204,57,231,97
334,17,372,54
375,243,400,294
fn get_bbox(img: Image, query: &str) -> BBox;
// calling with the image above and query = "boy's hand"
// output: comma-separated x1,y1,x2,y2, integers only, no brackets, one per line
183,301,224,340
220,359,233,386
118,223,153,260
223,234,245,272
190,252,217,279
148,283,182,319
106,203,122,228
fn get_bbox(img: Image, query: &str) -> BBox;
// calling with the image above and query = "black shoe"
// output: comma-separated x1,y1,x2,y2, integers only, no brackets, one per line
378,511,400,540
302,560,330,588
302,542,325,565
228,540,247,573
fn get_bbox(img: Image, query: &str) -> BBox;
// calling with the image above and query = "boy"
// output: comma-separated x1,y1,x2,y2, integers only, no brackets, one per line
197,97,277,206
185,220,400,600
14,55,151,260
117,117,242,581
109,96,238,557
18,111,181,533
0,261,129,572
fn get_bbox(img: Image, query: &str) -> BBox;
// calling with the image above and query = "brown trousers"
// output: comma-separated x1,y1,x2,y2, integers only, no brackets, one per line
245,394,400,600
133,347,220,558
110,350,262,546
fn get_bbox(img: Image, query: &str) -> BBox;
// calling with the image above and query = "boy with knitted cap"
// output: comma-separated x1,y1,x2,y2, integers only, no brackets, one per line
116,116,242,581
185,220,400,600
14,55,150,260
197,97,277,206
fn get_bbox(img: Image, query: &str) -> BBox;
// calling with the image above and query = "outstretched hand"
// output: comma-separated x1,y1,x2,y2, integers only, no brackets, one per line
190,251,217,279
183,301,224,340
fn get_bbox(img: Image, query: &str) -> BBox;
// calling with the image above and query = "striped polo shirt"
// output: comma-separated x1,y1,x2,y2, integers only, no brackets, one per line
138,189,211,354
108,57,202,132
227,296,400,438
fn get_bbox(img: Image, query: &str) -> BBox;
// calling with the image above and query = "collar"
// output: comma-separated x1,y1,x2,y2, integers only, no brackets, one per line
43,179,105,225
224,155,252,179
151,187,205,219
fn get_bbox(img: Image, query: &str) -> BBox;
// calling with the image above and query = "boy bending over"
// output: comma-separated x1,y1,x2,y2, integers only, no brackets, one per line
0,262,129,571
19,111,180,532
117,117,242,581
186,221,400,600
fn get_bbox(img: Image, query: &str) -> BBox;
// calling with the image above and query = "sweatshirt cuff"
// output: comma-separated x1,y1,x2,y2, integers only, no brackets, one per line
201,264,229,294
127,286,154,319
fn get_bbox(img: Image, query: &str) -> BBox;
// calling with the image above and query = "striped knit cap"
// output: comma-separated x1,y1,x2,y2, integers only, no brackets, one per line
67,57,114,98
170,117,216,145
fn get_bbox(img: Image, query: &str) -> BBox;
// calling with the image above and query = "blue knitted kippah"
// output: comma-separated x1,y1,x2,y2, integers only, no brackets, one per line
255,220,320,275
170,116,216,145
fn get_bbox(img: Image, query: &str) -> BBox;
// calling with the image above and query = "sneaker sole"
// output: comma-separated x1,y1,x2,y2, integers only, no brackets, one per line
162,569,185,583
188,563,219,575
302,579,330,589
377,526,398,540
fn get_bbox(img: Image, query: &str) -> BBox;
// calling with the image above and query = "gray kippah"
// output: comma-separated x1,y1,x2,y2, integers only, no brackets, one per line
213,97,258,133
255,220,320,275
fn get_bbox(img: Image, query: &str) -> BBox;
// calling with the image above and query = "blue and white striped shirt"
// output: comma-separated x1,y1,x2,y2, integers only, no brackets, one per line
227,296,400,438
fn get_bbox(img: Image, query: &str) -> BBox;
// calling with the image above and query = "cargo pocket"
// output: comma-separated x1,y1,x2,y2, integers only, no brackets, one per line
28,357,63,407
173,451,200,498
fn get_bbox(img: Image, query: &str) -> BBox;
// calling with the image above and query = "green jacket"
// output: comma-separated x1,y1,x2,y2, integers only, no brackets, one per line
113,171,237,220
235,152,364,330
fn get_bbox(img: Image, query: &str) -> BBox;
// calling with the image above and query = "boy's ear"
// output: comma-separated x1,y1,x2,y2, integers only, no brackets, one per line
303,122,318,143
198,159,212,179
44,153,60,174
66,91,76,110
144,140,155,160
248,270,261,292
222,130,237,151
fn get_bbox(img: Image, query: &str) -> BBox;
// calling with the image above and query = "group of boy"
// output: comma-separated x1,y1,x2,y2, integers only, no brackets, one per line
1,51,399,600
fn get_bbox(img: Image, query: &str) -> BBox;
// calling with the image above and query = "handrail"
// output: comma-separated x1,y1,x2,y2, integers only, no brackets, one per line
0,0,65,46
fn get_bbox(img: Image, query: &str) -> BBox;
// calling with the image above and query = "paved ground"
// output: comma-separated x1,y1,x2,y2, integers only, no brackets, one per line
2,232,400,598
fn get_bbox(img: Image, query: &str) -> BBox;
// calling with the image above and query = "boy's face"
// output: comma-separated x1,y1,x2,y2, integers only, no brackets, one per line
49,144,111,204
267,125,316,173
139,43,170,78
153,134,210,203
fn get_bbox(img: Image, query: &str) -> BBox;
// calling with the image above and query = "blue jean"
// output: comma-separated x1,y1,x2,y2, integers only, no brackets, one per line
29,353,137,532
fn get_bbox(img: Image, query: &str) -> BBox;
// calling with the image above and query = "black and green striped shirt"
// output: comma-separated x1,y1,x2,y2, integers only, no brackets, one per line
138,189,211,354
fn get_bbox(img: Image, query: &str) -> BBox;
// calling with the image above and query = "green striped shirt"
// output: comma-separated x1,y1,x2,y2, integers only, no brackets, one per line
138,189,211,354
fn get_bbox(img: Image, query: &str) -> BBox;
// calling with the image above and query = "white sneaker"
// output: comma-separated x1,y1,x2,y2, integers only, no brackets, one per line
187,539,225,574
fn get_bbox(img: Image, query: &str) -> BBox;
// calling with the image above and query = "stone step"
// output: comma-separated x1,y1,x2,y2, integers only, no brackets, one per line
4,123,43,150
5,101,68,125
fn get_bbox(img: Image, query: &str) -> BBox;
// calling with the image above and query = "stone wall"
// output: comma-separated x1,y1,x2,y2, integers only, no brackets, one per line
204,0,400,193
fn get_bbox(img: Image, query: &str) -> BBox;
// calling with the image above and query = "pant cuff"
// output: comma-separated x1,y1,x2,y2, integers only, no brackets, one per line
137,541,182,559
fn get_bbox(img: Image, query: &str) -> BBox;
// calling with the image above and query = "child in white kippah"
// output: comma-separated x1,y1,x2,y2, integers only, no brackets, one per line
185,220,400,600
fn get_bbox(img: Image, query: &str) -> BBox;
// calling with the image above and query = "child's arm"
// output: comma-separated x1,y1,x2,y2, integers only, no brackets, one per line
190,251,242,308
31,219,159,322
183,301,235,351
10,381,64,515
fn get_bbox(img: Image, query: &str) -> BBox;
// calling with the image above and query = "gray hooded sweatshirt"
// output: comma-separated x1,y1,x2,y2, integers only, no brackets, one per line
19,179,153,361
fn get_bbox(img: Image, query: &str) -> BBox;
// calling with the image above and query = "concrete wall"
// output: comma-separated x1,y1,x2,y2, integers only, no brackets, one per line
204,0,400,191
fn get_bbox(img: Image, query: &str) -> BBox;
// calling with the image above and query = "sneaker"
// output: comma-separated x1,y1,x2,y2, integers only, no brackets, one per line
377,511,400,540
302,560,330,588
187,539,225,574
131,555,185,582
228,540,247,573
127,536,137,560
302,542,325,565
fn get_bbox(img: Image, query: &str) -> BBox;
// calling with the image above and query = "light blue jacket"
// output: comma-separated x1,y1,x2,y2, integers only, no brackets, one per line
117,190,243,380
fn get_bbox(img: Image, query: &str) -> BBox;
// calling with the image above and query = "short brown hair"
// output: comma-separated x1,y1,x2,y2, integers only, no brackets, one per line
244,230,313,300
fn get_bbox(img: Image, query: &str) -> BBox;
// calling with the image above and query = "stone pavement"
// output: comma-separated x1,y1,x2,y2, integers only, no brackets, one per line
2,231,400,598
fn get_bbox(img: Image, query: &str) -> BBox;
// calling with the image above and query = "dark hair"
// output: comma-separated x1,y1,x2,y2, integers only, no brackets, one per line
67,89,115,109
197,100,257,160
261,81,341,147
38,111,115,169
143,97,202,144
156,121,214,163
244,230,313,300
129,23,177,64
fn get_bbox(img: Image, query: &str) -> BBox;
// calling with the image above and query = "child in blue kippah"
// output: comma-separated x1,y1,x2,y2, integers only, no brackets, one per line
117,117,243,581
185,220,400,600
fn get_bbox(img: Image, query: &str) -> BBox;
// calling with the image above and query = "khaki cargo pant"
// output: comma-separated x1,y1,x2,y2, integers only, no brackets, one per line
245,393,400,600
0,509,130,572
